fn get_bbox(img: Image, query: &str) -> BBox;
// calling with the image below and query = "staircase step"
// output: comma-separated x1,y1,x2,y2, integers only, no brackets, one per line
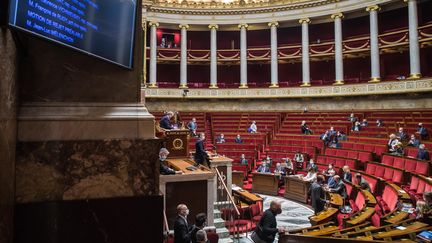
214,218,225,228
214,209,221,218
216,227,230,239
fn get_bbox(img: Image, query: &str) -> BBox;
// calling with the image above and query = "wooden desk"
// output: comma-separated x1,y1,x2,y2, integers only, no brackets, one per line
166,158,212,174
309,207,338,226
303,225,340,236
160,158,215,229
389,183,411,202
232,171,245,187
384,210,409,224
328,193,343,207
284,176,310,203
345,207,375,227
362,189,377,205
373,222,429,239
252,172,279,196
232,188,263,205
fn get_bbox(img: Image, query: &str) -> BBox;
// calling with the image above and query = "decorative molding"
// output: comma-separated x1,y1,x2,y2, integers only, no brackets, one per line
179,24,190,29
366,5,381,12
143,79,432,99
238,23,249,29
148,21,160,27
330,13,344,20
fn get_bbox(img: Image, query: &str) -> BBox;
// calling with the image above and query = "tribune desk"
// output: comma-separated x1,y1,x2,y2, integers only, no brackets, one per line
284,176,311,203
252,172,279,196
209,155,233,201
232,187,263,206
160,158,216,229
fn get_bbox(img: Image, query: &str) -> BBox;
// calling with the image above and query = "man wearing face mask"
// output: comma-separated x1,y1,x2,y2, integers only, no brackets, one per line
159,148,183,175
174,204,194,243
251,201,284,243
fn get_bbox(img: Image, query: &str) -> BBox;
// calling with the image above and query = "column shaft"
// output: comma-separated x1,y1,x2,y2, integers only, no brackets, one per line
367,6,381,82
270,22,279,88
300,18,311,86
209,25,218,88
180,25,188,88
407,0,421,78
149,23,158,88
333,14,344,85
239,24,248,88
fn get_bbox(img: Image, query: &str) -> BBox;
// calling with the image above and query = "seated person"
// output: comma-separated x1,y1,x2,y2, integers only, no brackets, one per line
329,134,340,148
327,171,337,189
415,192,432,223
240,154,248,166
353,121,361,132
417,144,431,161
301,120,312,135
306,159,318,171
342,165,352,182
355,173,371,192
216,133,226,144
327,175,347,199
376,119,384,127
391,142,404,156
320,130,331,146
396,127,409,141
388,134,399,153
323,163,336,177
336,131,347,141
361,119,368,127
274,162,286,176
248,121,257,133
302,167,318,182
417,123,429,140
256,161,270,173
159,148,182,175
187,118,198,137
407,134,420,147
329,127,337,136
282,158,294,175
234,134,243,144
160,111,174,130
348,113,358,131
265,155,273,166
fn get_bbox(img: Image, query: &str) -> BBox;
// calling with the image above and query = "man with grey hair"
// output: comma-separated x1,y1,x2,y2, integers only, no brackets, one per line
160,111,174,130
174,204,194,243
251,200,284,243
417,144,430,161
159,148,183,175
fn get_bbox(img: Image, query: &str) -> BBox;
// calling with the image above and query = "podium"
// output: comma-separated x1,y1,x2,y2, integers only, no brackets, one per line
165,130,190,158
284,176,310,203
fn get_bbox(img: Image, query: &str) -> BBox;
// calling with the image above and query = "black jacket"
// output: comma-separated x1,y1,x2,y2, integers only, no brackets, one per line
417,149,430,161
330,180,348,199
309,182,326,214
255,209,278,243
174,216,192,243
194,139,207,165
343,172,352,182
160,115,172,130
160,160,176,175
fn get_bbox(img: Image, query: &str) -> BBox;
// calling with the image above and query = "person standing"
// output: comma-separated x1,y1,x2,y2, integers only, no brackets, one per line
191,213,207,243
417,144,430,161
195,133,208,166
187,118,198,137
174,204,194,243
309,175,328,215
251,201,284,243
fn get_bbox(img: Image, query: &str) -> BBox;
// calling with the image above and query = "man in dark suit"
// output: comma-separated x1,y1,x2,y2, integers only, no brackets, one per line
234,134,243,144
417,144,431,161
256,162,271,173
159,148,183,175
174,204,194,243
251,201,284,243
194,133,208,166
417,123,429,140
396,127,409,141
309,175,328,215
329,175,348,199
160,111,174,130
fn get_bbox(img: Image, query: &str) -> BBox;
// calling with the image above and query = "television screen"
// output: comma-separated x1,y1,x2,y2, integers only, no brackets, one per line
8,0,137,68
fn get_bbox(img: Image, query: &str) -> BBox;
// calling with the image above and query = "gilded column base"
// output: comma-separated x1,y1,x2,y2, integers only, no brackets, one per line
209,84,219,89
148,83,158,88
239,84,248,89
368,77,381,83
408,73,422,79
179,84,189,89
300,83,311,87
269,83,279,88
333,80,345,85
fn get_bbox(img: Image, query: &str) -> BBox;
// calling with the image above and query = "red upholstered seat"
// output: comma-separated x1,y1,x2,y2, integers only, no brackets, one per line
348,151,358,159
410,176,420,191
392,170,403,184
225,220,255,235
371,212,381,227
345,182,353,197
207,232,219,243
382,155,394,166
417,180,426,195
366,164,376,175
338,150,348,158
249,204,262,223
405,159,417,173
326,149,337,156
358,152,372,164
375,165,385,178
415,161,429,176
393,157,405,170
383,167,394,181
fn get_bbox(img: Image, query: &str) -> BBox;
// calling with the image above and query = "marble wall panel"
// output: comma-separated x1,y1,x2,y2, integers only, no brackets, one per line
16,139,161,203
0,28,18,243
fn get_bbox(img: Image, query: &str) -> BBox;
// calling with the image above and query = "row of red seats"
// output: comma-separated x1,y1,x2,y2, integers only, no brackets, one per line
365,162,404,185
266,144,317,159
220,203,263,236
324,148,373,166
381,154,430,176
402,174,432,202
316,154,359,170
339,142,387,157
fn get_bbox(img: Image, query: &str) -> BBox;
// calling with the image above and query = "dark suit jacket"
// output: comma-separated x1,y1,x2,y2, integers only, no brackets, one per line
330,181,348,199
417,149,431,161
257,165,270,173
235,138,243,143
174,216,192,243
194,139,207,165
309,182,326,214
160,160,175,175
160,115,172,130
255,209,278,243
343,172,352,182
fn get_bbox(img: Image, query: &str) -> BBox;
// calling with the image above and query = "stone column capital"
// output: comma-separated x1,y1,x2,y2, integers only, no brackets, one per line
238,23,249,29
331,13,344,20
268,22,279,28
148,22,159,27
299,18,311,24
179,24,190,29
208,24,219,30
366,5,381,12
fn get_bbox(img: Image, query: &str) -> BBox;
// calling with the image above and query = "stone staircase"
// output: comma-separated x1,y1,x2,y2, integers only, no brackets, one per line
213,202,233,243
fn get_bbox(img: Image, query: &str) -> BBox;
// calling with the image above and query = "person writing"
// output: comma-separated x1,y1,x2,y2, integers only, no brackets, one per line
160,111,174,130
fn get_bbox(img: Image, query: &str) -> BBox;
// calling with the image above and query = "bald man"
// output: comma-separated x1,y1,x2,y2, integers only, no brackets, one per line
174,204,193,243
251,201,284,243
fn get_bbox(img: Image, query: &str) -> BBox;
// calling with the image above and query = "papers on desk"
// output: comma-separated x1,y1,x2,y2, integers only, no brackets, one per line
232,185,245,192
395,226,407,230
398,189,407,194
401,203,415,213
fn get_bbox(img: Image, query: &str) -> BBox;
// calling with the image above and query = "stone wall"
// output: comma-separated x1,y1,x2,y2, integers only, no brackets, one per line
0,28,18,243
145,93,432,112
16,139,161,203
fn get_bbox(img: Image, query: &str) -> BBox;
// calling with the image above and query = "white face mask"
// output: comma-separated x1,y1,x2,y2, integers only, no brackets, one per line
160,155,167,161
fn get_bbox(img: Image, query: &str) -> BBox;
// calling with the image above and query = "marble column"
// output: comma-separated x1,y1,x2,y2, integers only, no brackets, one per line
148,22,159,88
209,24,219,88
331,13,344,85
269,22,279,88
366,5,381,82
406,0,421,79
299,18,311,86
179,24,189,88
239,24,248,88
